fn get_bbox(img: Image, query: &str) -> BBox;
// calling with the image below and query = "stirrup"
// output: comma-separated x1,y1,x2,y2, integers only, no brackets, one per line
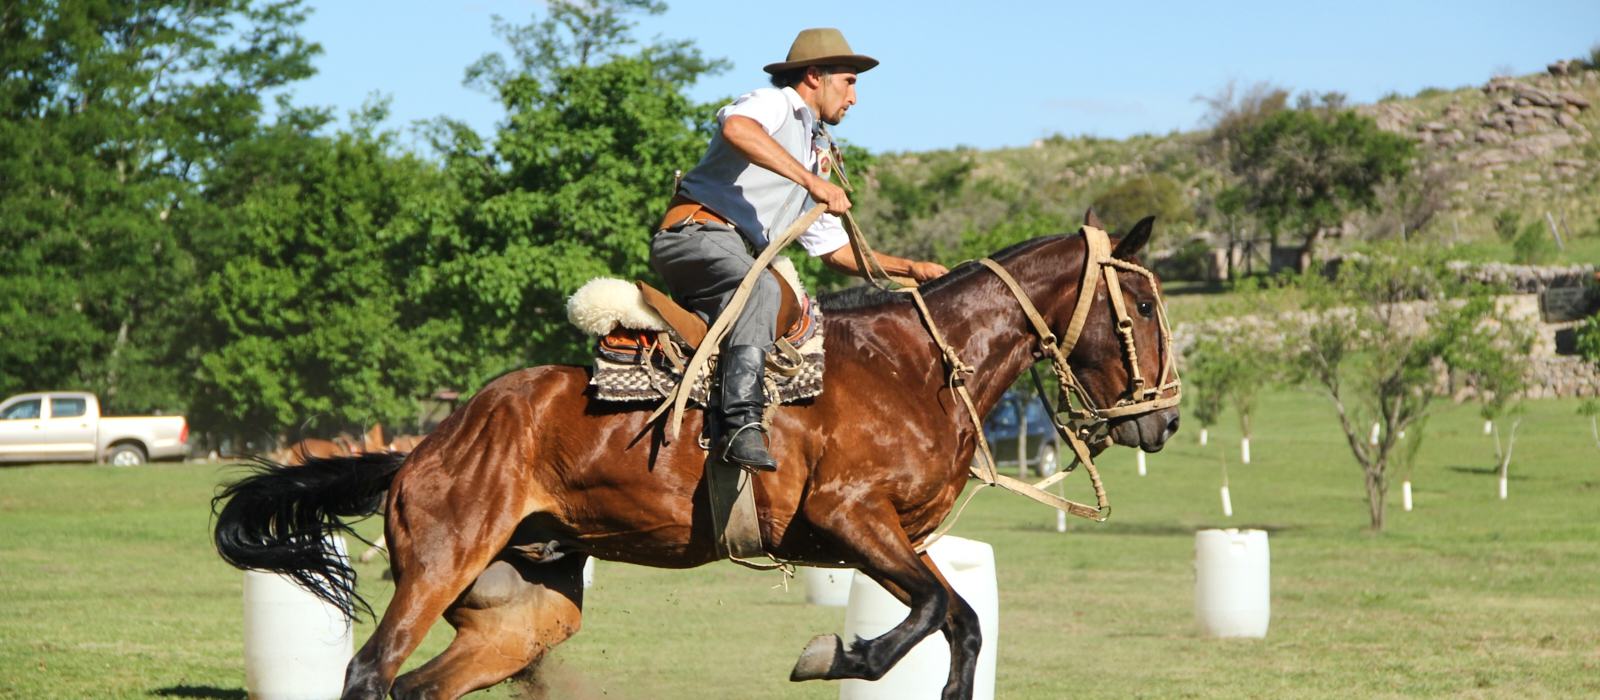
719,422,775,473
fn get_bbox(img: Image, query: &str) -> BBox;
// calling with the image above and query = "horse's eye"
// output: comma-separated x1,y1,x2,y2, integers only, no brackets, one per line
1137,301,1155,318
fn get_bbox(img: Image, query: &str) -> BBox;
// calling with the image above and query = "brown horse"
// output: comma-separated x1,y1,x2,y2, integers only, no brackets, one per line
268,424,389,466
214,217,1179,700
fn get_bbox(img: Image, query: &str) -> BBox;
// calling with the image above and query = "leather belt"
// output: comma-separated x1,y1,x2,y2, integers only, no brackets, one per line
659,194,732,231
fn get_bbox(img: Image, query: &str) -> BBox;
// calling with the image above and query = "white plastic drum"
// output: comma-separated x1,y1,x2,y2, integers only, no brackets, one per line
1193,528,1270,638
803,567,854,606
244,536,354,700
839,536,997,700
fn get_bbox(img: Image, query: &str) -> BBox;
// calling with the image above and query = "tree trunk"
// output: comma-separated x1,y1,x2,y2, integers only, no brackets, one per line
1297,228,1322,275
1364,459,1387,531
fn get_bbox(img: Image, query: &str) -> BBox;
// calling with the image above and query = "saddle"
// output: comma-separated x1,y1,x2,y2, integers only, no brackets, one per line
568,258,826,405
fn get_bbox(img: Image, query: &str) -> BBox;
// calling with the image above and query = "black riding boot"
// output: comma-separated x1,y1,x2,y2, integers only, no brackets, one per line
716,344,778,472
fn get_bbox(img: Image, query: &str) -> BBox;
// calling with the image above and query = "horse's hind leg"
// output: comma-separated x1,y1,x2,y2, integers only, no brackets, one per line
390,554,585,700
342,448,532,699
923,551,982,700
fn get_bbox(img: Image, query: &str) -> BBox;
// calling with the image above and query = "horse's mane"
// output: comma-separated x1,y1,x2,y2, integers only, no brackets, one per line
818,234,1070,312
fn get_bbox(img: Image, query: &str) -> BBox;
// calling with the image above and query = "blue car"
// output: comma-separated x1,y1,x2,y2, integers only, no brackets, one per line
982,391,1062,477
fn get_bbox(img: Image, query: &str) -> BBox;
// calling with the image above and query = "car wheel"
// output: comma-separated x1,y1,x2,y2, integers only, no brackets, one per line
1036,444,1059,478
108,444,146,467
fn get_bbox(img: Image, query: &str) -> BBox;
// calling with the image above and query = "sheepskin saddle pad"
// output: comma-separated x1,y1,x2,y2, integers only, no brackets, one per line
567,258,825,405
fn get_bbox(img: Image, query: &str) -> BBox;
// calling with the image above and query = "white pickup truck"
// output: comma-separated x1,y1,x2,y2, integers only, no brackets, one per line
0,392,187,466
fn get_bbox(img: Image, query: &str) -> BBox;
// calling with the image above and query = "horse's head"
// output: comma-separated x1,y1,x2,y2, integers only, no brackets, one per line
1054,210,1181,453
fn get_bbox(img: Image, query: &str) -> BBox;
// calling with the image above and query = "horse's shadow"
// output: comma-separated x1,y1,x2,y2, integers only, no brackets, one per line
151,686,247,700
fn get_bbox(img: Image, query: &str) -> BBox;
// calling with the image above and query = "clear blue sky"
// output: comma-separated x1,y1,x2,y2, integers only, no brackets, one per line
285,0,1600,153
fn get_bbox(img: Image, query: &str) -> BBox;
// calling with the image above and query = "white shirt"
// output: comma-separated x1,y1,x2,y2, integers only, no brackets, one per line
716,88,849,257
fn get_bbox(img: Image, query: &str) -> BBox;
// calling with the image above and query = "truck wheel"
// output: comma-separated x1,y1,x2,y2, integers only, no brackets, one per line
108,444,147,467
1036,444,1059,477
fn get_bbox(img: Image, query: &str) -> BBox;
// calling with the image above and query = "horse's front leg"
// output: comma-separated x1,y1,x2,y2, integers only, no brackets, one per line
790,495,954,688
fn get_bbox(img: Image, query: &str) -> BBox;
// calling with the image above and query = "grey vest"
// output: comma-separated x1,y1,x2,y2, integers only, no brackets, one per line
677,90,819,251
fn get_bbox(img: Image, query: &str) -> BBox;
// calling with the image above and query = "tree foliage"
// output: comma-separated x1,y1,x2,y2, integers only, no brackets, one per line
422,2,724,369
1225,100,1414,267
185,100,452,439
0,0,318,413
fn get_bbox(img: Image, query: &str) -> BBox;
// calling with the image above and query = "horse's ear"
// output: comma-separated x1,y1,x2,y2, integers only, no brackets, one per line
1112,216,1156,261
1084,207,1105,230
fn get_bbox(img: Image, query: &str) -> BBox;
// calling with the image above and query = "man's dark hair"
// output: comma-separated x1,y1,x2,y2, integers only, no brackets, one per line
769,64,838,89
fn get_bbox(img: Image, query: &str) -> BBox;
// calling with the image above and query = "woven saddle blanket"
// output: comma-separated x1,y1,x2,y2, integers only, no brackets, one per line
567,259,825,406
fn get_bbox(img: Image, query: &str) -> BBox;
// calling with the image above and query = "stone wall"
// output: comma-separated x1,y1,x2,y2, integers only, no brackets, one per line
1445,260,1597,295
1521,356,1600,399
1173,295,1597,400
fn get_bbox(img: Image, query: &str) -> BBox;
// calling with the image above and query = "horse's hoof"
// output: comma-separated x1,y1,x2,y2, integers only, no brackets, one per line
790,633,841,682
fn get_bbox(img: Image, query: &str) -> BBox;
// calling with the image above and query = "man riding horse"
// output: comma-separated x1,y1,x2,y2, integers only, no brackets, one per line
653,28,949,472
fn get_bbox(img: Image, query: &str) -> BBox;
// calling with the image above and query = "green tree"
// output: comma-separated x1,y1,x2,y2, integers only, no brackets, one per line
0,0,317,412
1284,252,1532,530
1183,327,1278,446
1226,102,1413,273
418,0,726,368
184,101,453,440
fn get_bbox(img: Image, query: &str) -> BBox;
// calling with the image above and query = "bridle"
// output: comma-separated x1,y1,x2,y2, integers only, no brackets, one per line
903,225,1178,532
831,214,1183,542
980,225,1182,445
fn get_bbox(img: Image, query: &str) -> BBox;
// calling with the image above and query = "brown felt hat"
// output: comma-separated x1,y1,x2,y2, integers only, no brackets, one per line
763,28,878,74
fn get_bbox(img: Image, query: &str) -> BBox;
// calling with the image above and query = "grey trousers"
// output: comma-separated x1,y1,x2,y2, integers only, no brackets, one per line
650,221,781,350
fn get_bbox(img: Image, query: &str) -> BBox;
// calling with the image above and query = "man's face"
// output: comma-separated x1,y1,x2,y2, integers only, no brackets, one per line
812,68,858,125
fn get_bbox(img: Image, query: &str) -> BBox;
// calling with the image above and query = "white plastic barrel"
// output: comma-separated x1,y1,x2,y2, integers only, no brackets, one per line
244,537,354,700
1240,438,1251,464
1194,529,1270,638
840,537,998,700
803,567,854,606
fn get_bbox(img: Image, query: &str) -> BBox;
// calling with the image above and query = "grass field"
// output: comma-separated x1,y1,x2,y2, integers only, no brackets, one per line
3,391,1599,699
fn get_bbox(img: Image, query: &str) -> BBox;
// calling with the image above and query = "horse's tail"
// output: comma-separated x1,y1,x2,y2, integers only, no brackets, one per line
212,451,405,619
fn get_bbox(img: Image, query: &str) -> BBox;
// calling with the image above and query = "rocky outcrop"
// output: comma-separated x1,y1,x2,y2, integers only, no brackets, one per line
1359,76,1595,173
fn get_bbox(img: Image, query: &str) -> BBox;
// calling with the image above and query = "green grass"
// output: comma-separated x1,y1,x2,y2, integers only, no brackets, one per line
3,392,1599,699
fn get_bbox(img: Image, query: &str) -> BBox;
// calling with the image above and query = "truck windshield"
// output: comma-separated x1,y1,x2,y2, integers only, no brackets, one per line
2,400,41,420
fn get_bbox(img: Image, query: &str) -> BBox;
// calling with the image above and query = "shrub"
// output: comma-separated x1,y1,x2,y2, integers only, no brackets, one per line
1091,174,1194,235
1494,209,1522,242
1511,222,1555,264
1578,313,1600,366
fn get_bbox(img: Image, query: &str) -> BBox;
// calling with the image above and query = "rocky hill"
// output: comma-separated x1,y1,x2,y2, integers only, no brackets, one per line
851,63,1600,269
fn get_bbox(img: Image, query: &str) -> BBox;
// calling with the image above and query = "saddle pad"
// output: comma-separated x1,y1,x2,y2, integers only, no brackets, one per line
590,313,825,405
